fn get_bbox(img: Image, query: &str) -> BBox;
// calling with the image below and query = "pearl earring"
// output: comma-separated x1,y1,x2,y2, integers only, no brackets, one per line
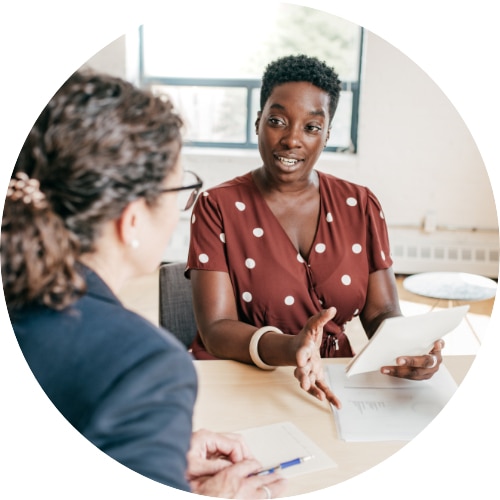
129,239,140,249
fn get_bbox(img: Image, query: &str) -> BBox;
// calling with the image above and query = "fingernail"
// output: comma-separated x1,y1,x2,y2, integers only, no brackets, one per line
397,358,407,365
382,368,390,374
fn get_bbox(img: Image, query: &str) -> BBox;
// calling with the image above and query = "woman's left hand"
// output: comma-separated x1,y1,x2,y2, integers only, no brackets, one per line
186,429,254,480
380,339,445,380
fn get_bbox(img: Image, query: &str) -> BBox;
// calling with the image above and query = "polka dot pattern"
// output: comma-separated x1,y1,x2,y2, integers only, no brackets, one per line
341,275,352,286
315,243,326,254
186,172,393,361
245,258,256,269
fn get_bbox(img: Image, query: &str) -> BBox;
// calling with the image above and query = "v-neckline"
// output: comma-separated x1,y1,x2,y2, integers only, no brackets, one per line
248,170,324,264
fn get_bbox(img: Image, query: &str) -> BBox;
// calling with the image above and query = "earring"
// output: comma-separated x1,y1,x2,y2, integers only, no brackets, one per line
129,239,140,249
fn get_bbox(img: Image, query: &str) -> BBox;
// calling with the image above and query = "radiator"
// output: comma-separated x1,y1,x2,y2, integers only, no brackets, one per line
388,227,499,279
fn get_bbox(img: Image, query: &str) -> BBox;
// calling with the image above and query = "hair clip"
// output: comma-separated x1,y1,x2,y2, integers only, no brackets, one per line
7,172,47,208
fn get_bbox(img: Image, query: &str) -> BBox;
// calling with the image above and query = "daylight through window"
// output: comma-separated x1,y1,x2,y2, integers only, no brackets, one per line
139,3,363,153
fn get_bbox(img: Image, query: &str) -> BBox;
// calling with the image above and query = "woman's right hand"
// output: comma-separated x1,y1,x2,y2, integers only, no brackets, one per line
190,458,287,499
293,307,342,409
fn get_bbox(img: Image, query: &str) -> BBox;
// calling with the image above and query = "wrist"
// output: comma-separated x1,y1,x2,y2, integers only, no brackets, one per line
249,326,283,370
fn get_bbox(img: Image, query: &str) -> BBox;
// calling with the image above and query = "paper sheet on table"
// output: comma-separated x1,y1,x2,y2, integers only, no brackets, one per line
326,365,458,441
346,305,469,377
234,421,337,477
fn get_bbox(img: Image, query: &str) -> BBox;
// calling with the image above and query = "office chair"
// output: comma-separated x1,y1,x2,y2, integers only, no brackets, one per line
158,261,197,349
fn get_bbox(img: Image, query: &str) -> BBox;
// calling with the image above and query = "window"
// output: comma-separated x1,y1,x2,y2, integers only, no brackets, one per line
139,3,363,153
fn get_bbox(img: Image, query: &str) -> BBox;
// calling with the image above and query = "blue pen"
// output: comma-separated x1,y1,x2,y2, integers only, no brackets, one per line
250,455,313,476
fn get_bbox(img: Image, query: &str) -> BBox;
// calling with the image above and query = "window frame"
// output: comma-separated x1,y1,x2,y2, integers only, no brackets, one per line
138,26,363,154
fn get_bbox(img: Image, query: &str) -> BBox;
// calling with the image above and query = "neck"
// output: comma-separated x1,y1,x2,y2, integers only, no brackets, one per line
79,242,133,295
253,167,319,195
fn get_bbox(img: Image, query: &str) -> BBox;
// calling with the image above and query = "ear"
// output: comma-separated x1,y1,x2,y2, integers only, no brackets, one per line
255,111,262,134
116,199,143,246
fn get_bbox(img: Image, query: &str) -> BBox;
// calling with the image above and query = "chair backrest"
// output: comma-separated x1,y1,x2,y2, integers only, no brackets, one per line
158,262,197,349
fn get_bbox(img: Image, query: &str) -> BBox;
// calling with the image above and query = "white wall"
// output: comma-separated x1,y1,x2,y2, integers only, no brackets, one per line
83,29,499,276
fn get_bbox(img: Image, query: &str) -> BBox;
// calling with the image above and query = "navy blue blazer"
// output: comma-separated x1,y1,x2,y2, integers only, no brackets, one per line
10,265,198,492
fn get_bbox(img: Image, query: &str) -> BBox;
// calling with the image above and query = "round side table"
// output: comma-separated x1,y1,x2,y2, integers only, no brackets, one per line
402,272,497,344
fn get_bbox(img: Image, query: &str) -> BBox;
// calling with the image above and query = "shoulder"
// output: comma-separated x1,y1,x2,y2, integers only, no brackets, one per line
318,170,382,206
201,172,254,198
12,293,196,411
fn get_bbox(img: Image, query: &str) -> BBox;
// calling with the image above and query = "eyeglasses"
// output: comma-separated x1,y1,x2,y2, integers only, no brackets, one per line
160,170,203,211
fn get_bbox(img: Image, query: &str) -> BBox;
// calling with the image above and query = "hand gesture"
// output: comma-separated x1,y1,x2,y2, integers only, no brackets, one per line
293,307,341,408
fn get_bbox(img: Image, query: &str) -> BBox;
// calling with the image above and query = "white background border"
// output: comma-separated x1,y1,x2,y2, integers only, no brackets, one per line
1,1,498,499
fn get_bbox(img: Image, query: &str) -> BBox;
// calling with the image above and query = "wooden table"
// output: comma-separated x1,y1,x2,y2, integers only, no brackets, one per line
192,356,474,497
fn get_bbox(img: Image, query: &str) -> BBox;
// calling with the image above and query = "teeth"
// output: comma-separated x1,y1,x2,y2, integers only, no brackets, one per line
278,156,298,166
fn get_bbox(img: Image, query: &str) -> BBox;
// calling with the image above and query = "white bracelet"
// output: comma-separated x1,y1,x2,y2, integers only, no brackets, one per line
249,326,283,370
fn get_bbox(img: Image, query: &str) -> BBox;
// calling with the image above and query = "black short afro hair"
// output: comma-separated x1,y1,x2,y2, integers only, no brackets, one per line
260,54,342,125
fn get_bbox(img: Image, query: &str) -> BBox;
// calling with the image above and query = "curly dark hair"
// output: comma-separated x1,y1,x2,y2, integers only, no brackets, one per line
260,54,342,124
1,70,183,311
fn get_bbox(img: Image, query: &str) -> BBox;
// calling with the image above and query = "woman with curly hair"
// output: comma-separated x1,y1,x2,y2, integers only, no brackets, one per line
186,54,444,404
1,70,286,499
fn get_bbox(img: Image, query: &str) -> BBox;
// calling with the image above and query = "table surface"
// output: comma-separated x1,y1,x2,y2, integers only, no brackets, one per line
192,356,474,497
403,271,497,301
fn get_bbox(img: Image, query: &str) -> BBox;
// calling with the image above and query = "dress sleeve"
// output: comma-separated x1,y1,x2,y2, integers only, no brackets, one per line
82,349,197,492
365,188,393,273
186,191,229,275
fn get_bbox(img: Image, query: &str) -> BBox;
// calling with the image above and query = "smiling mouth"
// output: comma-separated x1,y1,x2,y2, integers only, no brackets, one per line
275,155,300,167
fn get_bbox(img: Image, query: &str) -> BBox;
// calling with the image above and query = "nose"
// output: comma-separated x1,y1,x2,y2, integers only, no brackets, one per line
279,124,303,149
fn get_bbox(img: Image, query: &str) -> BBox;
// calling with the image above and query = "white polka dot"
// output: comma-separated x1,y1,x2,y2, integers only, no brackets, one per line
203,191,209,197
284,296,295,306
199,253,209,263
326,212,333,223
315,243,326,254
235,201,246,211
191,214,196,224
381,250,386,260
341,274,352,286
242,292,253,302
219,233,226,243
380,210,385,219
297,253,305,263
245,258,256,269
253,227,264,237
346,197,358,207
352,243,362,254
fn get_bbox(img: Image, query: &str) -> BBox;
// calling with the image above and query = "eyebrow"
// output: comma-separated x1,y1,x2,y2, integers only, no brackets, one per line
269,103,326,118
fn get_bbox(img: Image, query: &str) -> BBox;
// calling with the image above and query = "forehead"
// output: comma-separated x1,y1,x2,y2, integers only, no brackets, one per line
264,81,330,117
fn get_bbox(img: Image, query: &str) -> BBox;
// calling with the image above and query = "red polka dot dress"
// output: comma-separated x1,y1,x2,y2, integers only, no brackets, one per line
186,171,393,359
